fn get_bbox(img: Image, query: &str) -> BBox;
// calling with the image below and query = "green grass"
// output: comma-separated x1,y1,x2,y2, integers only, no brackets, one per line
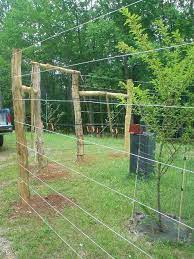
0,133,194,258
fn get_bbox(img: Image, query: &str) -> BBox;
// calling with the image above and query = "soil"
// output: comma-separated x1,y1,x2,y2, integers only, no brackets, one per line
12,194,76,217
128,212,193,243
76,154,97,165
108,152,128,159
29,162,70,181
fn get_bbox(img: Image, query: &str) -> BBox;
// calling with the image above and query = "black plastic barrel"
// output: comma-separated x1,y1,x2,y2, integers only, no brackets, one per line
129,133,156,178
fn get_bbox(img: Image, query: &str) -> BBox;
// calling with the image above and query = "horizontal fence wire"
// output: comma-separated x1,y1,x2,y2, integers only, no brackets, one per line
16,121,194,175
18,177,115,259
81,111,125,114
13,42,194,79
17,140,194,231
19,0,144,54
81,74,126,82
19,196,82,258
18,163,152,258
39,123,125,127
66,42,194,68
81,76,194,88
17,98,194,109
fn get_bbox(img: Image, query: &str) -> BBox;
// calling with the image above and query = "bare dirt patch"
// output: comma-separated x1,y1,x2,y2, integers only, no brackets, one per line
76,154,97,165
29,163,70,181
108,152,128,159
12,194,75,217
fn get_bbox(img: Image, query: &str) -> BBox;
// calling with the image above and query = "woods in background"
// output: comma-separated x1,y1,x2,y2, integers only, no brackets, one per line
0,0,193,109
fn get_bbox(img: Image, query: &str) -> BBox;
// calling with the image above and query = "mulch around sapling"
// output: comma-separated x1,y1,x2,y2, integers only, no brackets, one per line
29,162,70,181
128,212,193,243
12,194,76,217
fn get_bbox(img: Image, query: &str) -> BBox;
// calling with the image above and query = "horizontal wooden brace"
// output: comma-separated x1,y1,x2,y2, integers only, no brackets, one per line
21,85,38,94
79,90,128,98
31,61,80,75
21,85,31,93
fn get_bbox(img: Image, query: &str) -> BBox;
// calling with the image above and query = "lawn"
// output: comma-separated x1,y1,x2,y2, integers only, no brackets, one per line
0,132,194,258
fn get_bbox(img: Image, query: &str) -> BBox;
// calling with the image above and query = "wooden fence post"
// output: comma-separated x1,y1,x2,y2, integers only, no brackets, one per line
106,94,113,136
30,89,35,149
124,79,133,153
31,63,46,170
11,49,30,203
72,73,84,161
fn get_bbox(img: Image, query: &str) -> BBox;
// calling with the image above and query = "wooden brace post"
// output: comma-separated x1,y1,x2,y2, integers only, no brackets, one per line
124,79,133,153
31,63,47,169
31,60,82,162
72,73,84,161
11,49,30,203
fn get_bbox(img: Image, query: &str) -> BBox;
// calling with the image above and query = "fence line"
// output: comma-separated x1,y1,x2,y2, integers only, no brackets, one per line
81,74,125,82
19,196,82,258
66,42,194,68
81,111,125,115
81,74,194,86
16,121,194,175
20,179,115,259
13,42,194,79
17,141,194,230
17,98,194,109
98,106,125,135
19,163,152,258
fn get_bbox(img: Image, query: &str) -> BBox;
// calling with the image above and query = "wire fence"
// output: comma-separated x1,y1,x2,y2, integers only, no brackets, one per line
13,119,194,256
11,77,194,257
7,0,194,256
16,138,194,231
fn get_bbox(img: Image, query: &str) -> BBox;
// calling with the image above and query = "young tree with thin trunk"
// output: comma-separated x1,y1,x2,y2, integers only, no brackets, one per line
118,9,194,231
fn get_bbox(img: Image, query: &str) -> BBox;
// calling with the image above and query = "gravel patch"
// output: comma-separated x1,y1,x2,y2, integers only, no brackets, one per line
0,230,16,259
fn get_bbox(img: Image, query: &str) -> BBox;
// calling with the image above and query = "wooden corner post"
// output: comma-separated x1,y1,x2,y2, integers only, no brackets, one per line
72,72,84,161
31,63,46,169
11,49,30,203
124,79,133,153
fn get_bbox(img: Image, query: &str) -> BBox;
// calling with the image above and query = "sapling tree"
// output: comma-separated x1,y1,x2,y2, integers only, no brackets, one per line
118,9,194,231
42,103,65,131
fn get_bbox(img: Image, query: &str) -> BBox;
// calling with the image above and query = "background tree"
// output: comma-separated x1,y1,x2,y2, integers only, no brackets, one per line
0,0,193,131
118,8,194,231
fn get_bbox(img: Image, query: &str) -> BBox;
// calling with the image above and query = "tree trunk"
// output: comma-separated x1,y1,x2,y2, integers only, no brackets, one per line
0,91,2,108
106,94,113,136
157,142,164,232
99,96,104,128
124,79,133,153
123,56,130,80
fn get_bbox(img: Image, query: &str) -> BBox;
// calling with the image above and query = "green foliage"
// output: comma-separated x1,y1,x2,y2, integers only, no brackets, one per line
118,9,194,228
118,9,194,143
0,0,193,108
